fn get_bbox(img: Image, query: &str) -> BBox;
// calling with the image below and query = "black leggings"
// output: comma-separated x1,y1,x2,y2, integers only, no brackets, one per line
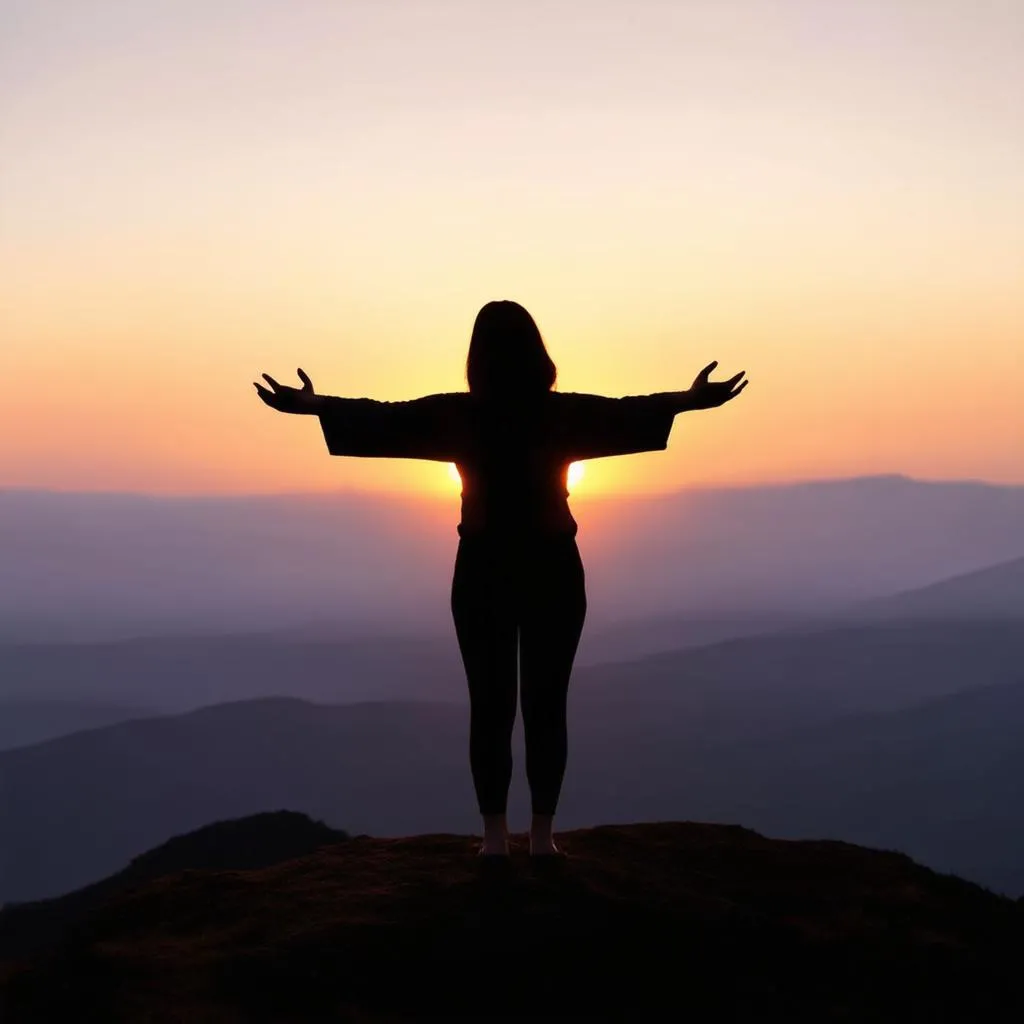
451,534,587,816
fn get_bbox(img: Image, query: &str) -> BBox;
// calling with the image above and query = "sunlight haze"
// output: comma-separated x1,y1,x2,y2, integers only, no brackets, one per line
2,0,1022,495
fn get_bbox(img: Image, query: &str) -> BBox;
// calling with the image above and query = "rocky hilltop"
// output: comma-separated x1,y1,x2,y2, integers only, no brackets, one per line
1,816,1021,1022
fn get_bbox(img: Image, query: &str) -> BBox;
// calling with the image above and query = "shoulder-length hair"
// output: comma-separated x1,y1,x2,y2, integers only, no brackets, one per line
466,300,557,400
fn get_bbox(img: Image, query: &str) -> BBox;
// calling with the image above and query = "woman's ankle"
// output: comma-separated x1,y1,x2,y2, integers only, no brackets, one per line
481,813,510,855
529,813,557,854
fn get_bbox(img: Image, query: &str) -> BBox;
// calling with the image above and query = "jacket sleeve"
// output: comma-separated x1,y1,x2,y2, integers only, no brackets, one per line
555,393,676,461
318,393,464,462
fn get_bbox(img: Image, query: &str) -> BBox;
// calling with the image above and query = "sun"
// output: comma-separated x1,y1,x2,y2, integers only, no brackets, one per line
447,461,583,491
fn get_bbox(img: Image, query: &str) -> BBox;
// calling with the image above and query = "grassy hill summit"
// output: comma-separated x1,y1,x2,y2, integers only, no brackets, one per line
2,815,1021,1022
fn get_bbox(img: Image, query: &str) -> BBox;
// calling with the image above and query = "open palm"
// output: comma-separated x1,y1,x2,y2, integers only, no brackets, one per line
253,368,322,414
688,361,747,410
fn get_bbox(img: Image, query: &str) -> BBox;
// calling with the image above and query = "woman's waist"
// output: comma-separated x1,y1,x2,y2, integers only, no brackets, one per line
457,493,577,538
454,525,583,574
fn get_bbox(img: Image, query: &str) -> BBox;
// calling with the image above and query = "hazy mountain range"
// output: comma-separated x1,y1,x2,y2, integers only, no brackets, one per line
854,554,1024,620
3,475,1023,641
3,609,1022,902
4,670,1022,904
1,544,1021,749
0,578,1020,749
1,476,1021,906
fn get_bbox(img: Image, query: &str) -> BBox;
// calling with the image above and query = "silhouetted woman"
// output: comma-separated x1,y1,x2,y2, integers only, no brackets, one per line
255,301,746,857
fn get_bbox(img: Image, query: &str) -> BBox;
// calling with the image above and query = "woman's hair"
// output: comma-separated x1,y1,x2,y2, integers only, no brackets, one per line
466,300,557,399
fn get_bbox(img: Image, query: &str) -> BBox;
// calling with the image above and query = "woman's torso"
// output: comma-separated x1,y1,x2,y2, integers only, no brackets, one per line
455,394,577,538
317,388,673,538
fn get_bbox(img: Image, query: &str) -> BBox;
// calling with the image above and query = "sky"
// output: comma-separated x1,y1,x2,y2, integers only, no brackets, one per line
2,0,1022,498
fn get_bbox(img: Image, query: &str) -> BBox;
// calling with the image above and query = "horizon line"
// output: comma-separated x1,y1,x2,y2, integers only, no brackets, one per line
2,472,1023,502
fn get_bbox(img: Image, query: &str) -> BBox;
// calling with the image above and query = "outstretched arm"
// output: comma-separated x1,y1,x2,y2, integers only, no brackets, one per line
253,368,325,414
556,362,746,462
651,361,748,413
254,368,463,461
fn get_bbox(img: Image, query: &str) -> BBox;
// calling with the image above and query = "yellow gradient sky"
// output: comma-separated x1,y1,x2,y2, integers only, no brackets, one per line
2,0,1022,497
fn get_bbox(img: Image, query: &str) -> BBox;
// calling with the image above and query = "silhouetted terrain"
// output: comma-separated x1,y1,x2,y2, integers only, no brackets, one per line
4,640,1024,902
0,812,348,960
2,819,1021,1023
4,476,1023,641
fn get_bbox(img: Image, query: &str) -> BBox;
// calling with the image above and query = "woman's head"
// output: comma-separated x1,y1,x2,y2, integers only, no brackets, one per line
466,300,557,399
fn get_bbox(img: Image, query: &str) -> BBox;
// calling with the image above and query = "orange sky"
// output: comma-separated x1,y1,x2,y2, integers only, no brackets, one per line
2,1,1022,497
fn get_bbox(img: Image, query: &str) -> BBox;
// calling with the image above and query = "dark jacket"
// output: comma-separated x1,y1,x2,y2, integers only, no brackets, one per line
319,391,674,536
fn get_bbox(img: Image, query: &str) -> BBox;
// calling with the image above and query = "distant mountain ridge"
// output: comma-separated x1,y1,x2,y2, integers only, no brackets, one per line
0,697,470,902
686,677,1024,897
854,554,1024,619
3,616,1021,720
3,553,1023,751
3,622,1023,903
0,699,155,751
4,475,1024,640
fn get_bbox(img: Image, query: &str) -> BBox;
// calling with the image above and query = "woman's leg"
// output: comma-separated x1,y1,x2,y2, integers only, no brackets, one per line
451,538,519,853
518,538,587,853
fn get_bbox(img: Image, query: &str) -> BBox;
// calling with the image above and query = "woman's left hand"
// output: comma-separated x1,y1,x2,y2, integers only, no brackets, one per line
687,362,748,409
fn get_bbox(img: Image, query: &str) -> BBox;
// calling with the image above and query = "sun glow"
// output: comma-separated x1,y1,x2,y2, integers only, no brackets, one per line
446,461,585,491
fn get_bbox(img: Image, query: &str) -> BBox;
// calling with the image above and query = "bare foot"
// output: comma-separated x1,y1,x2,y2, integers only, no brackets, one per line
529,838,560,856
479,838,510,856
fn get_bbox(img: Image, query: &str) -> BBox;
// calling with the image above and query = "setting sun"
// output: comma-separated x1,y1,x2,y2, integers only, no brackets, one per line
446,461,584,491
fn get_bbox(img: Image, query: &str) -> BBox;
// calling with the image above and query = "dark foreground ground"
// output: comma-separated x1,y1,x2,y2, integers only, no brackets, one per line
2,817,1022,1022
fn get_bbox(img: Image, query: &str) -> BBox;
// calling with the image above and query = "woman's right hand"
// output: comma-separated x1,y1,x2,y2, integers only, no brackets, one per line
253,368,324,414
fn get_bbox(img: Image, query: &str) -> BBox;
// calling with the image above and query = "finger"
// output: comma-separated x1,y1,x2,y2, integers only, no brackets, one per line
731,380,749,398
262,373,282,391
726,371,746,388
253,382,269,395
296,367,313,391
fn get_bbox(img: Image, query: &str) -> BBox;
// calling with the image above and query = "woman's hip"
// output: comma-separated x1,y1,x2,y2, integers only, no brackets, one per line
451,532,585,610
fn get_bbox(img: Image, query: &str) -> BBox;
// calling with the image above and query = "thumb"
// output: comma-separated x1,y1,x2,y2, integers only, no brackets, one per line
297,368,314,392
697,360,718,383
